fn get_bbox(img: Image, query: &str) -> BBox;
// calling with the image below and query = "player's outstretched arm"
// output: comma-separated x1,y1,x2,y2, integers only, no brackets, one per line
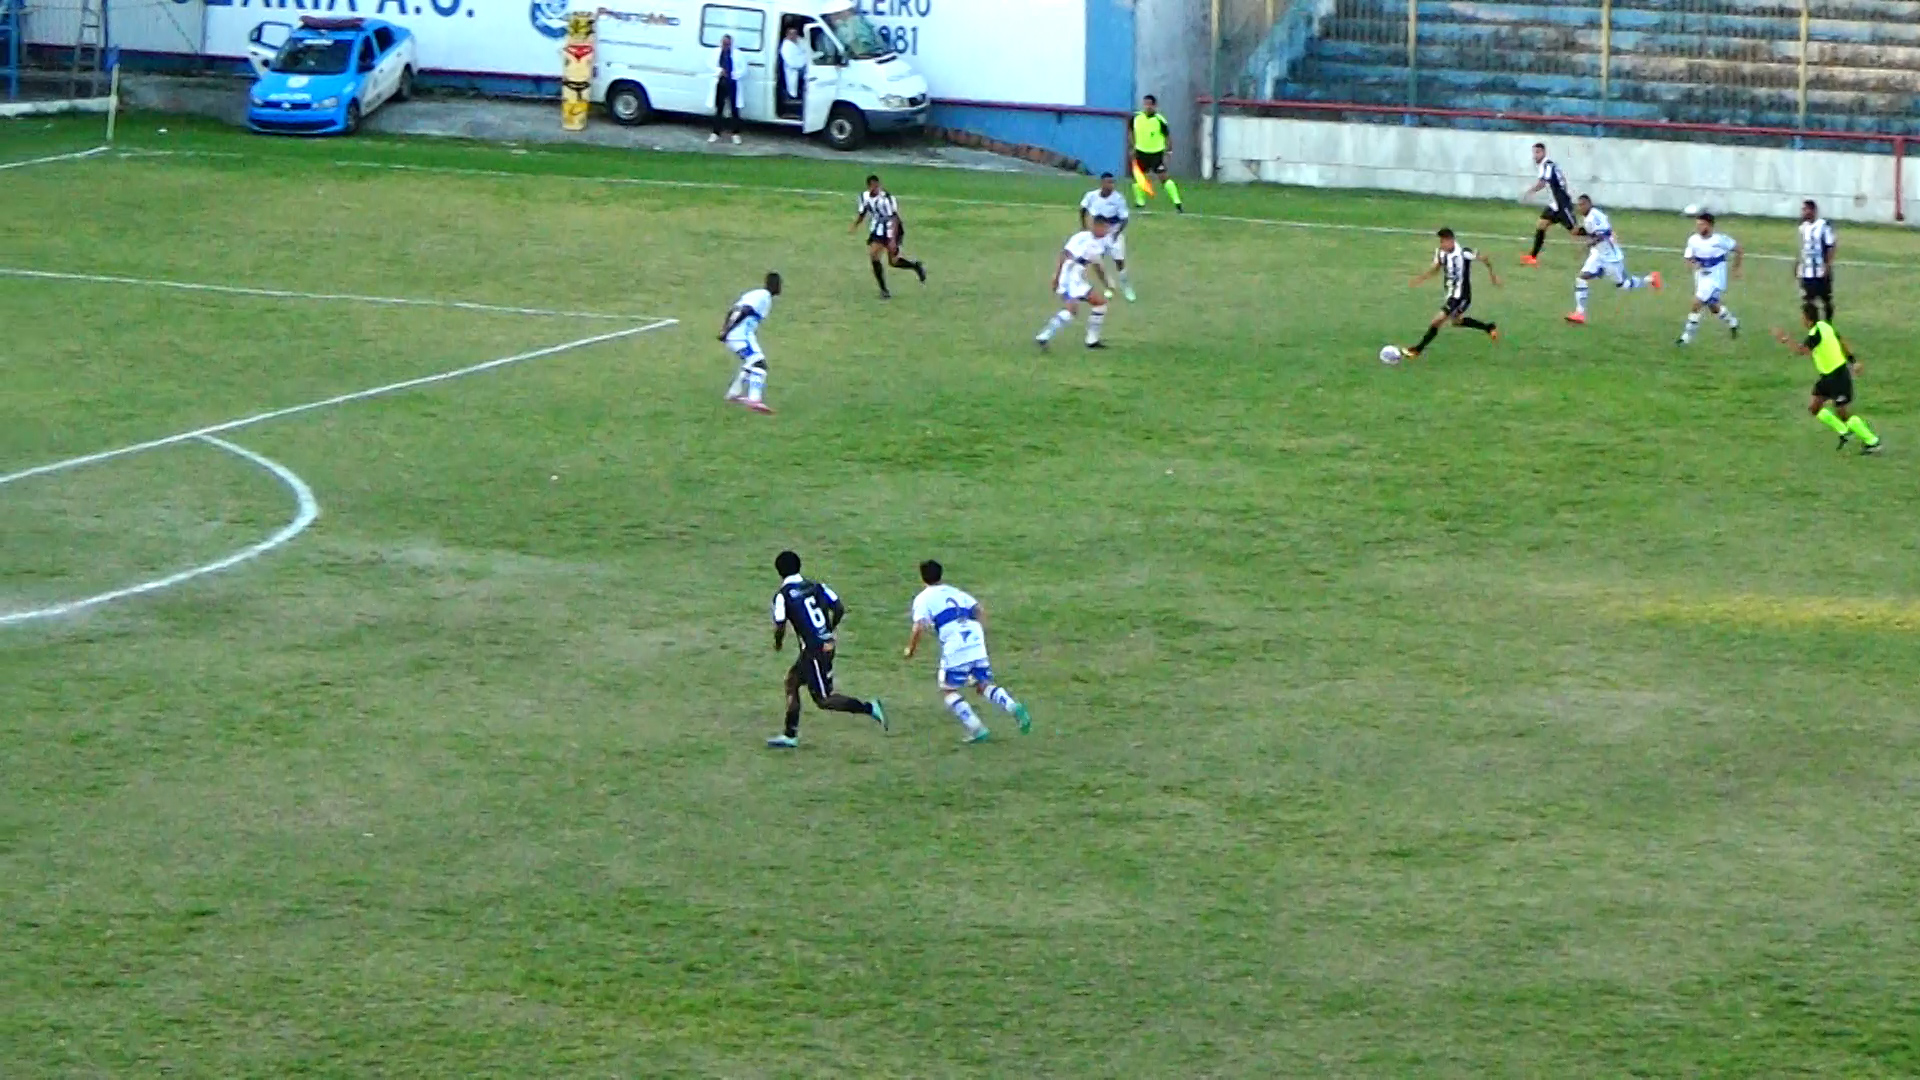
1732,248,1745,278
902,621,927,659
849,208,867,234
1050,249,1070,290
1409,262,1438,288
1771,327,1813,355
1522,178,1544,199
1481,254,1501,287
773,621,787,651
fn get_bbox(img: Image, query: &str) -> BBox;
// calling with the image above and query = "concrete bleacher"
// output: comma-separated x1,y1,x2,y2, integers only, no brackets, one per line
1249,0,1920,135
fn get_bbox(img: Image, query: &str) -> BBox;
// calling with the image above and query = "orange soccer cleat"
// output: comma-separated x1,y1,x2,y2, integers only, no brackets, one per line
1647,271,1664,290
1520,254,1539,266
1564,311,1588,324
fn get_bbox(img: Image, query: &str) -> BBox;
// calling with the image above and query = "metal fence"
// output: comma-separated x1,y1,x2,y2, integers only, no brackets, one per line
1213,0,1920,135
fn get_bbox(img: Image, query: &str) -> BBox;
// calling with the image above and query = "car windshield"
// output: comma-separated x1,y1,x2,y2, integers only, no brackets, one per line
821,9,891,60
271,38,352,75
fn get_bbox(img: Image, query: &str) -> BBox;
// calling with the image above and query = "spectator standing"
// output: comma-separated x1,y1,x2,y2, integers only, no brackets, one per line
712,33,742,144
779,26,809,115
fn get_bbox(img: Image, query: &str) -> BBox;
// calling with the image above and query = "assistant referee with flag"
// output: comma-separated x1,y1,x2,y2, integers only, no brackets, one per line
1127,94,1184,214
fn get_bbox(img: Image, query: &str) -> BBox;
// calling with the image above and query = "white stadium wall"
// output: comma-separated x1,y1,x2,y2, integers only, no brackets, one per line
1203,116,1914,224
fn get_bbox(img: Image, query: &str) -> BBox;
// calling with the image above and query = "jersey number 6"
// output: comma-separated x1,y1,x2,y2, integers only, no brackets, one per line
802,595,829,633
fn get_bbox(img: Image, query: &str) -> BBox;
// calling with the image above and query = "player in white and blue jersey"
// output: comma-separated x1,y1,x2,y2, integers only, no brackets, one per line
1797,199,1837,322
1566,195,1660,325
720,271,780,414
1678,212,1742,345
1079,172,1134,301
1035,219,1114,349
902,559,1031,743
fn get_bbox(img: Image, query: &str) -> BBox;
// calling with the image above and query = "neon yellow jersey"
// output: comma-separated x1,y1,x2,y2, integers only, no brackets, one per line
1132,112,1169,154
1807,321,1848,374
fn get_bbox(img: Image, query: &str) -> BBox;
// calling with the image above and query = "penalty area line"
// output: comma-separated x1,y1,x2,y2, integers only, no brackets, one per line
328,159,1919,273
0,267,668,322
0,145,110,171
0,317,679,488
0,435,319,627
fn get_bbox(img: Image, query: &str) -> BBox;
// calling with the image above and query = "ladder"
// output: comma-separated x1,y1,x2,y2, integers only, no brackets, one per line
68,0,108,99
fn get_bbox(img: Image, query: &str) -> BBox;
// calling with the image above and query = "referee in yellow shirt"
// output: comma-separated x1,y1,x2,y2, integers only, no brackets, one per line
1774,304,1881,454
1127,95,1183,213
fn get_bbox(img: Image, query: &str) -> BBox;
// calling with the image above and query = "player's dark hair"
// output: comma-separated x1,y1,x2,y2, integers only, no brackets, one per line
919,560,942,585
775,550,801,577
1698,212,1716,224
1577,193,1591,202
1100,171,1114,180
1436,227,1454,239
865,174,880,184
1532,141,1545,150
1143,94,1157,105
1804,199,1818,213
765,271,782,293
1803,302,1821,323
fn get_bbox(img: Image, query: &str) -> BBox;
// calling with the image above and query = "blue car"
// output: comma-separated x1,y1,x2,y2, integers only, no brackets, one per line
246,17,417,135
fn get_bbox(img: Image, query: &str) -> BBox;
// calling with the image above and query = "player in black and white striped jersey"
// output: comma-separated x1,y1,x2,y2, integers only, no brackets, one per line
1797,199,1837,322
1521,143,1583,265
850,174,926,300
1403,228,1501,359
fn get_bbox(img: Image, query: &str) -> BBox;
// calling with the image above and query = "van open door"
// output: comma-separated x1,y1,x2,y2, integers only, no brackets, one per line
245,22,292,78
801,24,839,134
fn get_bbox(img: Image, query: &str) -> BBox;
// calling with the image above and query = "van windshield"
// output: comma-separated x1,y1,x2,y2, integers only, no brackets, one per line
271,38,352,75
821,9,892,60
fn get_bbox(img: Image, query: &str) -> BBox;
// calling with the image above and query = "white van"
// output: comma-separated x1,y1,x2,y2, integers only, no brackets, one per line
591,0,930,150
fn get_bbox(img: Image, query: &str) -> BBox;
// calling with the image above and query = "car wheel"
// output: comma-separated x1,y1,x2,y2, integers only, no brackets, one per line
825,104,866,151
343,100,362,134
395,66,414,102
608,81,650,126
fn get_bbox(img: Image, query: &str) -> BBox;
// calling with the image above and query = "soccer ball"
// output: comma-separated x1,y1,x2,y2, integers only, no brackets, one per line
1379,345,1403,365
1682,203,1702,217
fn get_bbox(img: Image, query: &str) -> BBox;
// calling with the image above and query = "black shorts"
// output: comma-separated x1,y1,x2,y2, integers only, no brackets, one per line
868,222,903,248
1541,204,1577,231
1134,149,1166,174
791,650,835,700
1800,275,1833,303
1443,295,1472,318
1813,365,1854,406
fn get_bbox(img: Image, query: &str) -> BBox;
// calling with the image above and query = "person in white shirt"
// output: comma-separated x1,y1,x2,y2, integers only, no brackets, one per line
719,271,780,414
710,34,742,144
1678,211,1742,345
1079,172,1134,301
1566,194,1661,324
1797,199,1837,322
902,559,1031,743
1035,219,1114,349
778,26,809,115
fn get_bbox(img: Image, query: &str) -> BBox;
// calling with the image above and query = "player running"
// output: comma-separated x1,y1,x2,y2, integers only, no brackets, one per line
1677,211,1742,345
1565,195,1660,324
1797,199,1838,322
1773,307,1881,455
720,271,780,414
1403,227,1500,359
902,559,1030,744
1035,219,1114,350
851,174,926,301
1521,143,1582,265
1080,172,1135,301
767,549,886,749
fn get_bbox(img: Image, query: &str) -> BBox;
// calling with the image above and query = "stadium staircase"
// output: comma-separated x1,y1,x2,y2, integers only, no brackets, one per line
1245,0,1920,135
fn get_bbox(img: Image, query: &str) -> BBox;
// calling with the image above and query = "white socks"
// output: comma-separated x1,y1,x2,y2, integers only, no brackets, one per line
727,363,766,403
1086,307,1106,345
1037,310,1072,342
944,692,984,734
1717,306,1738,328
1681,312,1702,342
1574,281,1590,313
985,684,1020,715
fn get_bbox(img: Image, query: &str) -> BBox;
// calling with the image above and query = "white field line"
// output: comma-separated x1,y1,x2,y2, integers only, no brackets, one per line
0,267,665,322
0,435,318,627
328,158,1919,272
0,145,111,170
0,317,678,488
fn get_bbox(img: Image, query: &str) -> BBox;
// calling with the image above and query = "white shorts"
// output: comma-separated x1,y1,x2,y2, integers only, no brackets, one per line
1103,228,1127,261
1580,249,1628,282
1058,276,1094,302
726,334,764,366
1693,274,1726,305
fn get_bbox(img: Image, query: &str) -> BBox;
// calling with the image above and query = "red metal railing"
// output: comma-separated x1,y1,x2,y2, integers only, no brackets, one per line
1198,96,1910,221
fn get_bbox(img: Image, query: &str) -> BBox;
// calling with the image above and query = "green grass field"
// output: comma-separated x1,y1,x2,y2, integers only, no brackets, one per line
4,114,1918,1077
